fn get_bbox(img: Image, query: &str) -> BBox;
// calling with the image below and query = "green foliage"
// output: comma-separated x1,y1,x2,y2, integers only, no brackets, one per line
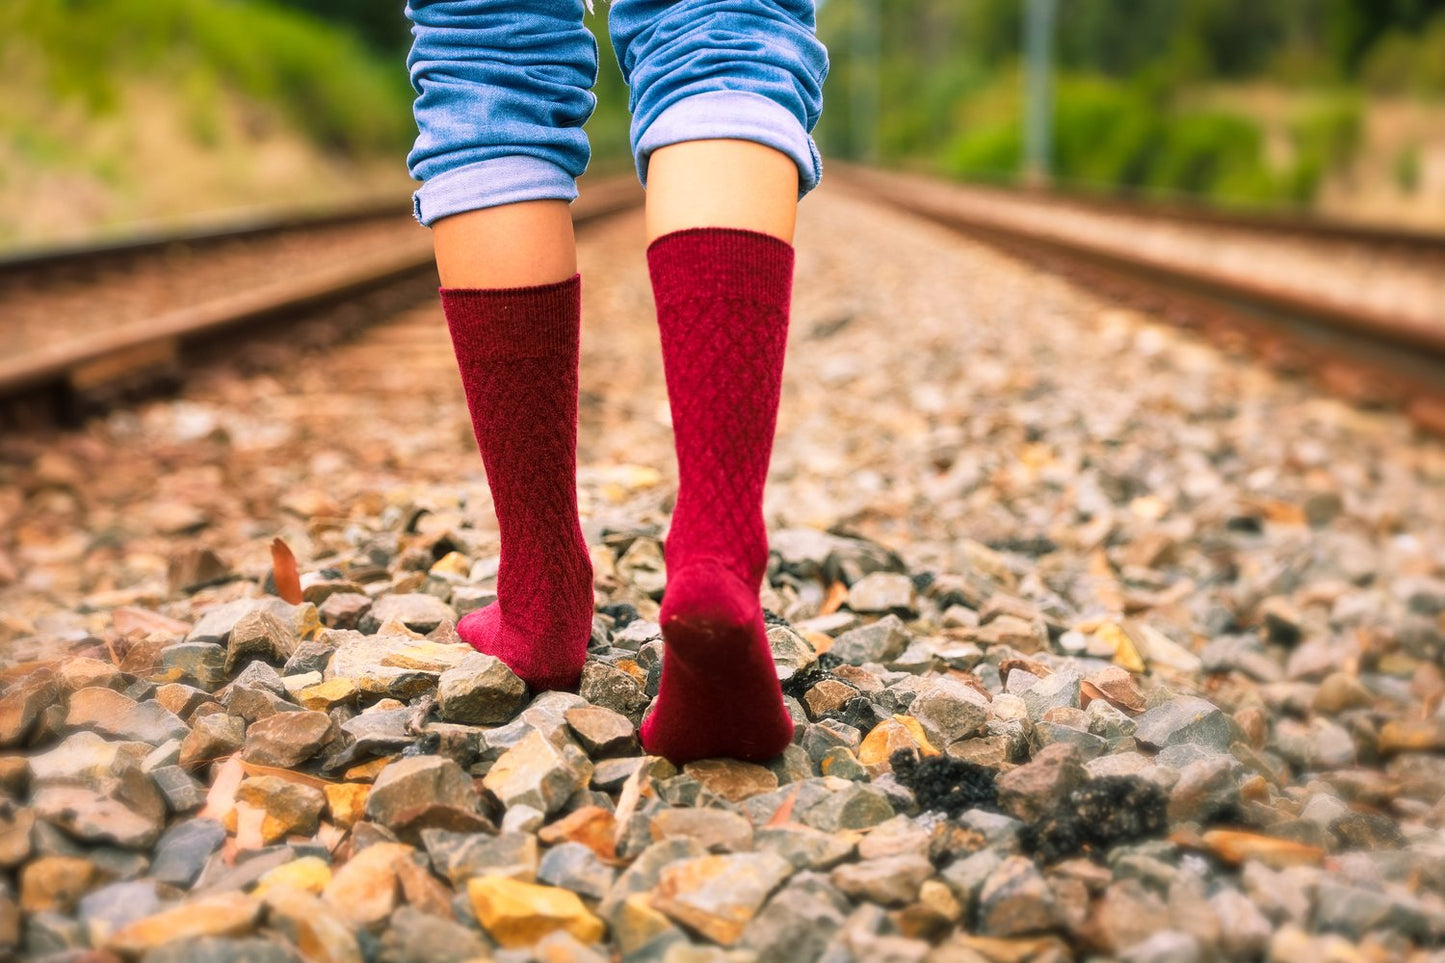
815,0,1432,210
4,0,414,154
1394,143,1423,193
1360,14,1445,97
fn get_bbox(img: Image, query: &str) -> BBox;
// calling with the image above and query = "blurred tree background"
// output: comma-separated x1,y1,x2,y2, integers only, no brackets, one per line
0,0,629,247
3,0,1444,246
817,0,1445,219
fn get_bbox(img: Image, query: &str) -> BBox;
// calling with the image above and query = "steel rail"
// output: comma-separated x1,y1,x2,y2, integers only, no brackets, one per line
834,165,1445,434
0,175,642,410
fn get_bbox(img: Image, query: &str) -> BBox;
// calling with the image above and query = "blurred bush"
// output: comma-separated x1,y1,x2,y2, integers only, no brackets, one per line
8,0,414,154
819,0,1445,211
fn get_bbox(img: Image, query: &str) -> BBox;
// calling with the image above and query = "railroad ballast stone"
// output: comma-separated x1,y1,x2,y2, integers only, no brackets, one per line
2,191,1445,958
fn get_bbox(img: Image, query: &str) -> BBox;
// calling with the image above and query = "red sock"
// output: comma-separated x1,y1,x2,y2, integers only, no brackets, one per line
440,275,593,692
639,228,796,763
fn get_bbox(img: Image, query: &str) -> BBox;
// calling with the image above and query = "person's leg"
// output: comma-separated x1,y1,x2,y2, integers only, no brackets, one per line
643,139,798,243
433,200,577,288
610,0,828,762
407,0,599,690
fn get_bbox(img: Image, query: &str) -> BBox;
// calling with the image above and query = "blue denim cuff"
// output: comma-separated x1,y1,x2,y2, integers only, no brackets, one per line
411,155,579,226
634,90,823,200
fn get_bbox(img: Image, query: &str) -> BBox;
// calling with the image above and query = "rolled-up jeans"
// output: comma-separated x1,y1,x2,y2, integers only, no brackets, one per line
404,0,829,226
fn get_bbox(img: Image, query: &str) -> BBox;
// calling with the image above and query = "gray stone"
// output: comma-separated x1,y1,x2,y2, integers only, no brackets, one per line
976,855,1062,937
187,597,309,645
996,743,1086,822
907,678,988,748
829,854,933,906
0,669,58,747
152,819,227,887
1119,931,1201,963
241,710,335,769
1021,670,1082,721
143,936,302,963
180,713,247,769
437,652,527,725
799,783,895,831
564,704,639,758
27,731,148,785
31,783,164,850
363,593,457,633
481,730,591,816
152,765,208,813
323,630,469,699
281,640,336,677
76,880,163,936
333,707,415,764
159,642,230,690
65,687,189,744
765,629,815,688
224,610,299,672
802,721,863,764
1134,697,1231,751
1210,887,1272,959
422,828,537,886
537,841,617,900
1168,756,1242,824
741,878,849,963
752,826,856,871
378,905,491,963
651,851,795,946
647,804,748,849
598,838,708,922
578,661,650,719
1313,878,1431,940
939,847,1003,905
846,573,917,614
830,615,910,665
318,592,372,631
366,755,480,827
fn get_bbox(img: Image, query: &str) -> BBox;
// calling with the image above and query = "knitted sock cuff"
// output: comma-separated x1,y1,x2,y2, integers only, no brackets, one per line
646,228,794,310
440,273,581,360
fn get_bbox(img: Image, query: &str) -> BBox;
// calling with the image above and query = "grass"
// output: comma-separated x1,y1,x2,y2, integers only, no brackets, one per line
5,0,414,155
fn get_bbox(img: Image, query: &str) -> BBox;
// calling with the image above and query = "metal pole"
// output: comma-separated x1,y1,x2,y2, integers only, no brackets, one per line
852,0,880,163
1023,0,1055,185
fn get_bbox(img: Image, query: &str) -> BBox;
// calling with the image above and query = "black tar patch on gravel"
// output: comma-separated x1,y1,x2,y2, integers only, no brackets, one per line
891,749,999,817
1019,775,1170,863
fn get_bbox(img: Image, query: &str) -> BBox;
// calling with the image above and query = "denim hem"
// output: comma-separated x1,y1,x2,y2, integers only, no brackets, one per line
634,90,823,200
411,155,579,226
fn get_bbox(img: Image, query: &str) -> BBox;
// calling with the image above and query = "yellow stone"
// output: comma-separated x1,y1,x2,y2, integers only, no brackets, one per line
344,757,394,782
1097,622,1146,674
322,842,413,928
324,783,371,830
430,552,472,578
20,857,98,913
467,876,605,948
614,894,677,954
857,715,937,765
254,857,332,898
918,879,963,922
381,641,470,672
105,893,261,956
298,677,359,711
683,759,779,802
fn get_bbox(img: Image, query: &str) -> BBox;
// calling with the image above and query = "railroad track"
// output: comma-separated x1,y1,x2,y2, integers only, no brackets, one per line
0,174,642,428
833,164,1445,436
6,164,1443,436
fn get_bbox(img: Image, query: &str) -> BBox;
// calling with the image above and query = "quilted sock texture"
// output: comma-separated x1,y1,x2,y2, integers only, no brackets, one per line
640,227,796,763
440,274,593,692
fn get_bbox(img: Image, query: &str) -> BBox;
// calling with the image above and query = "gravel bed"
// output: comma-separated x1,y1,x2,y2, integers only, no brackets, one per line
1,188,1443,962
855,168,1445,338
0,217,430,358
